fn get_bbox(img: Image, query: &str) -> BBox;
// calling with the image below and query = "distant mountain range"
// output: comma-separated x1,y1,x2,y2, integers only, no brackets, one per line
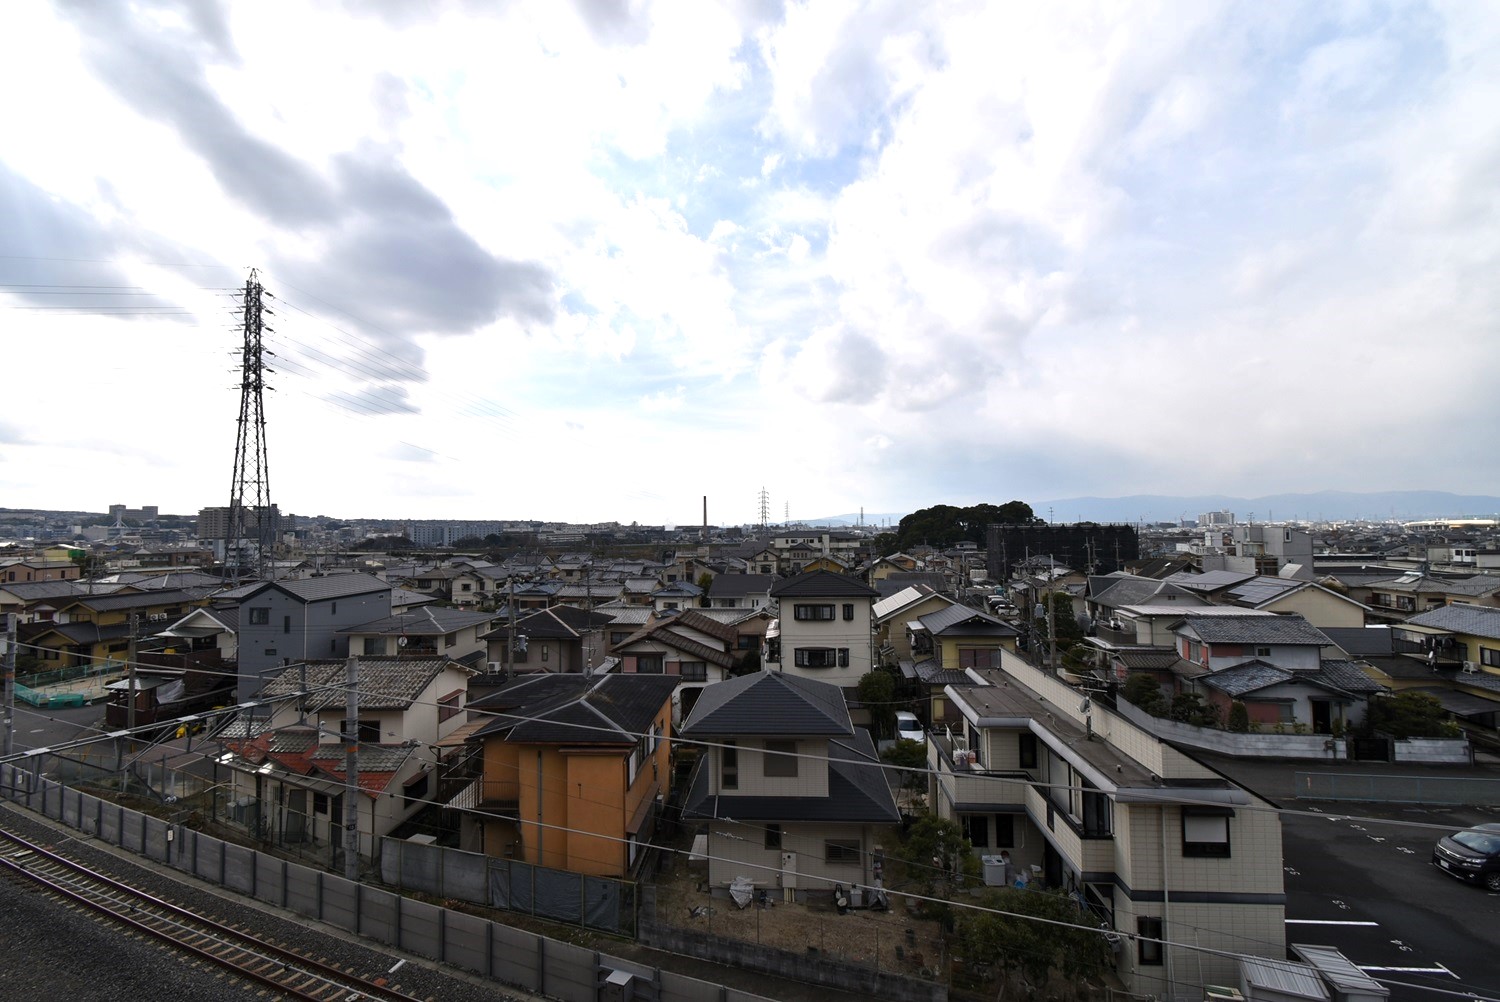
809,491,1500,527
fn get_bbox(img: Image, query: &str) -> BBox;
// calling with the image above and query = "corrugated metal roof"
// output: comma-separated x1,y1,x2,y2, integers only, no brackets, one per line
1239,956,1330,1000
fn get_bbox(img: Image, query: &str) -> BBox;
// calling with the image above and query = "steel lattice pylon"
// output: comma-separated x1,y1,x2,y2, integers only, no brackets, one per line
226,269,275,583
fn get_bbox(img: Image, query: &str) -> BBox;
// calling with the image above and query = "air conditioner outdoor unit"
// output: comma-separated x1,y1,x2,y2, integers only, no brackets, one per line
1462,661,1479,674
488,661,503,674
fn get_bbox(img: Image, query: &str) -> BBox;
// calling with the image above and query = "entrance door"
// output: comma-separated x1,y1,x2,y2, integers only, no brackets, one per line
1311,700,1332,734
285,788,308,842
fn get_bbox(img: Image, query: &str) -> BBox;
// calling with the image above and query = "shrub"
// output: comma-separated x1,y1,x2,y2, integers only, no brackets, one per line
1228,701,1250,732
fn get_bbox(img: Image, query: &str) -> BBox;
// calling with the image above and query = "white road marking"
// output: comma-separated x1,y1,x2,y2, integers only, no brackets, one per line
1285,919,1378,926
1360,963,1457,978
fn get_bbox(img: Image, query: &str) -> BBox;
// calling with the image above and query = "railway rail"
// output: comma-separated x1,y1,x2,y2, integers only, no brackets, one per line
0,824,433,1001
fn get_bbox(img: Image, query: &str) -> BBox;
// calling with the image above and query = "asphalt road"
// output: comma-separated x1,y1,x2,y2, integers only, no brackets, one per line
1197,754,1500,1002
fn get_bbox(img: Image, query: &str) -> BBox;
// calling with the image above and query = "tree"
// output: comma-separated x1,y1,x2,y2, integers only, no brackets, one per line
892,814,976,896
954,888,1113,994
857,669,897,739
696,572,713,607
1122,674,1167,716
881,738,929,810
1366,690,1459,739
890,501,1040,552
1169,691,1221,728
1228,700,1250,732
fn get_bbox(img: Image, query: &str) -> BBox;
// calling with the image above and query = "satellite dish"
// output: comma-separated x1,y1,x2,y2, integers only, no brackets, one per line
398,636,408,647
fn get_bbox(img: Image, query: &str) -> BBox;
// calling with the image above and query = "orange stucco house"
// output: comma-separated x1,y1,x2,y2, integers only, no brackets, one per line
466,672,678,878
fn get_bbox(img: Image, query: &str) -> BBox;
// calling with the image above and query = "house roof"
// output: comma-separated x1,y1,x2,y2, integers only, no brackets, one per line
0,580,86,602
1321,626,1393,658
1198,659,1379,699
1404,604,1500,640
680,727,898,824
234,573,390,605
906,658,972,687
1090,576,1205,611
871,584,941,620
770,570,879,599
1108,649,1187,671
707,574,776,598
1162,570,1257,593
615,624,736,668
258,657,457,711
1179,614,1331,646
56,588,208,613
916,603,1019,638
469,673,677,745
680,670,853,737
341,606,495,636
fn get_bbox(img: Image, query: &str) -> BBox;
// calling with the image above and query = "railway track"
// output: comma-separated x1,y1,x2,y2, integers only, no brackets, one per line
0,825,433,1001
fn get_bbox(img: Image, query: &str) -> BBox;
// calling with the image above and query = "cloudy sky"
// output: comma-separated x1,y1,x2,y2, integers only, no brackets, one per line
2,2,1498,527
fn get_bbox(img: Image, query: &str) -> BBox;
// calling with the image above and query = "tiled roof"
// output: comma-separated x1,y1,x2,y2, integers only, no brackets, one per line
770,570,879,599
1090,577,1205,610
1162,570,1257,592
911,659,972,687
0,580,85,601
58,588,207,612
1199,661,1295,697
1321,627,1393,657
1314,659,1386,695
1110,650,1186,671
258,657,454,711
680,670,853,737
1180,614,1331,646
1404,604,1500,640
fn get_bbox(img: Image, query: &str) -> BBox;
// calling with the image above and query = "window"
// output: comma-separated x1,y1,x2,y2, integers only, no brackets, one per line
679,661,707,681
1254,646,1271,658
363,637,383,656
636,655,664,674
610,631,631,645
737,635,758,650
249,607,269,625
1182,808,1231,857
341,719,380,743
445,632,456,649
963,814,990,847
722,742,738,790
1482,647,1500,668
793,604,835,621
438,690,463,723
794,648,838,668
763,739,798,778
313,792,329,815
838,648,849,667
1137,917,1163,965
283,615,291,634
765,824,782,850
995,814,1016,848
842,603,854,621
331,602,337,615
825,839,860,864
403,772,430,807
958,647,1001,669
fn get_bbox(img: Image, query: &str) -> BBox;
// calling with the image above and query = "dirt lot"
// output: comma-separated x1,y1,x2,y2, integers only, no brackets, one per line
652,856,950,978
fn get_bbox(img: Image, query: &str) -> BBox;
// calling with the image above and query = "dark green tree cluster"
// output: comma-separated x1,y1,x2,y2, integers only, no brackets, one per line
954,888,1113,993
879,501,1039,555
1122,673,1167,715
856,669,898,739
891,815,978,896
1363,690,1461,739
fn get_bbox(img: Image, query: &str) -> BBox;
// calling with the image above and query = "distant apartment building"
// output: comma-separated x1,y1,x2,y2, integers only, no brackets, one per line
1198,509,1235,526
197,505,283,545
108,503,160,522
1198,525,1314,579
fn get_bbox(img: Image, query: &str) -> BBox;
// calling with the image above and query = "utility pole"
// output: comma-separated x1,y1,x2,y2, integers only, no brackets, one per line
127,612,139,734
343,654,360,882
3,614,16,759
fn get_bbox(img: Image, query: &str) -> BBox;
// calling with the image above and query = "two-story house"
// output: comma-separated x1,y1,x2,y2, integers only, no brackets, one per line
1173,614,1378,732
28,588,213,669
705,573,776,611
872,584,953,663
215,655,471,860
613,608,739,722
233,573,392,700
768,570,880,688
931,653,1284,998
481,606,616,674
340,606,495,666
678,670,899,895
466,673,677,877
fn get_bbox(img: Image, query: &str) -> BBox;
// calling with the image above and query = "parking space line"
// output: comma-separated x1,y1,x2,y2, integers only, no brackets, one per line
1359,964,1457,978
1285,919,1378,926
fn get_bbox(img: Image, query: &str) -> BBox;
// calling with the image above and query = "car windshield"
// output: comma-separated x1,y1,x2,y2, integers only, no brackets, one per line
1452,830,1500,854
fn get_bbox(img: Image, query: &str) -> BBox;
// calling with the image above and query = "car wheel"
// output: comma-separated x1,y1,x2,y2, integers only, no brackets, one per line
1485,871,1500,893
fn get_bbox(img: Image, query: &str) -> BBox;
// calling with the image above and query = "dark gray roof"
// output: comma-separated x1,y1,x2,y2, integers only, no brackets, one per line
680,670,853,737
1404,604,1500,640
771,570,879,599
342,606,494,636
1198,661,1296,697
1180,614,1331,646
1090,576,1205,611
1162,570,1256,593
1314,659,1386,695
258,657,457,711
0,580,86,601
917,603,1019,638
1109,649,1187,671
469,673,677,745
58,588,207,612
707,574,776,598
911,659,972,687
680,727,898,824
241,573,390,604
1321,627,1393,658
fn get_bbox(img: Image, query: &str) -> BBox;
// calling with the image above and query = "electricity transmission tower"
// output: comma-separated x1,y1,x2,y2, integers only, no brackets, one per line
226,269,275,583
758,487,770,531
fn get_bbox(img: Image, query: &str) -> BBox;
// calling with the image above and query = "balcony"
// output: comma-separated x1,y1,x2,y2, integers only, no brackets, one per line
930,730,1031,810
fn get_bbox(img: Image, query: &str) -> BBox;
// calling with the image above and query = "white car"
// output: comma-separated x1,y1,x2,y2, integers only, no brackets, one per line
895,711,924,743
